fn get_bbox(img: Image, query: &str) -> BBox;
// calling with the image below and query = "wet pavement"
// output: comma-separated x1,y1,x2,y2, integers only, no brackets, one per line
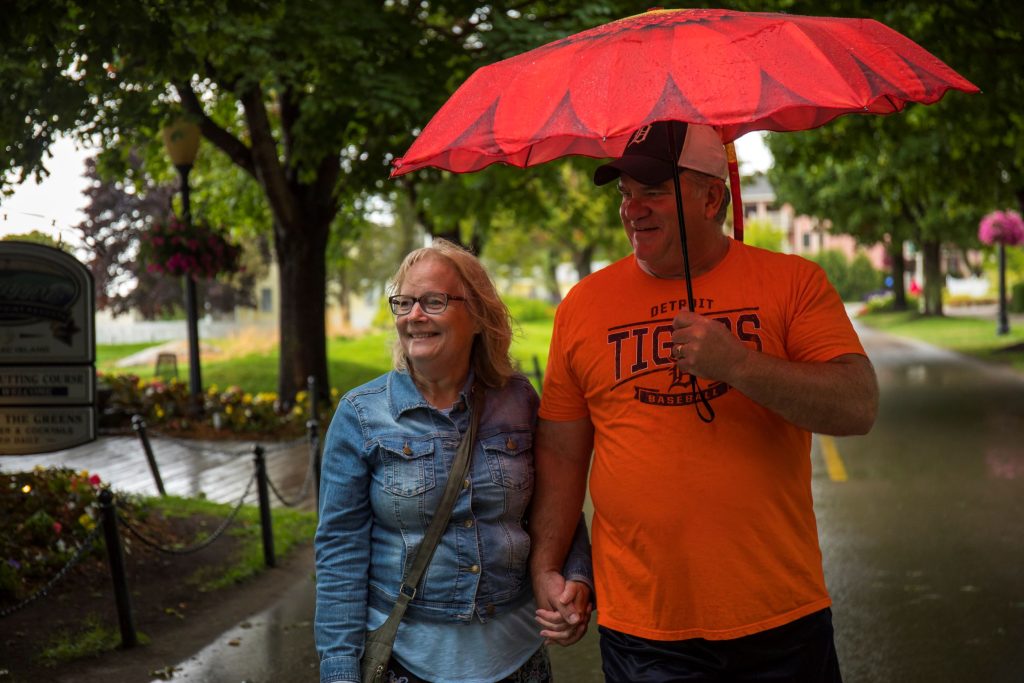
817,324,1024,683
3,320,1023,682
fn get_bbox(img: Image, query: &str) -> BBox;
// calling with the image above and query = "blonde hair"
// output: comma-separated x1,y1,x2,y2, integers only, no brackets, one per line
389,239,515,388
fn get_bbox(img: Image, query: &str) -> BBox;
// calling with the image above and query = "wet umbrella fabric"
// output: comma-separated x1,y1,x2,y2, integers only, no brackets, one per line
391,8,978,178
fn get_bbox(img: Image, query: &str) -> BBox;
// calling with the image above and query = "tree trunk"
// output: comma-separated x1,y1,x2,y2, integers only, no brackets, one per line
274,217,330,405
921,239,944,316
544,249,562,304
573,244,595,281
887,240,907,311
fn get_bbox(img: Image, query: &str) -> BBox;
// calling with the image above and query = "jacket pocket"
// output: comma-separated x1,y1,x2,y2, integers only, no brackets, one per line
481,431,534,491
378,437,436,497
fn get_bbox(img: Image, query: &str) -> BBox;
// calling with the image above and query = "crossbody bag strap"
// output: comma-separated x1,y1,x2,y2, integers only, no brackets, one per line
373,383,485,627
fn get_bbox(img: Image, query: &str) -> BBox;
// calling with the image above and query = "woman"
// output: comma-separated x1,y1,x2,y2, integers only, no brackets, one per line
315,239,592,683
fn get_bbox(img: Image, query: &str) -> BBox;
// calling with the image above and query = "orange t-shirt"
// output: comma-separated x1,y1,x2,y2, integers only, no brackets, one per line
539,240,866,641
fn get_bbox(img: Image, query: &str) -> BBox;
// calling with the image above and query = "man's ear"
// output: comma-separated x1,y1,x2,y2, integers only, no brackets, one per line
704,180,726,219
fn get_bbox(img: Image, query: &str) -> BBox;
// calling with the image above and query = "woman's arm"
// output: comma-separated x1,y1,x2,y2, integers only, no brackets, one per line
314,399,373,683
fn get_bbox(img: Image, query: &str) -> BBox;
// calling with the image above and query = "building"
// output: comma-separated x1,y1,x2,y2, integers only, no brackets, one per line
739,173,888,270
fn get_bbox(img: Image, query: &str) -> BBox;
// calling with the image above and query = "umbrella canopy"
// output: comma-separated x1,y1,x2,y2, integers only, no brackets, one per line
391,8,978,178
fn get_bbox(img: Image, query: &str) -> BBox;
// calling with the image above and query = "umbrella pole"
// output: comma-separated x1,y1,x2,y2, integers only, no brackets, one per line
666,126,715,423
666,126,696,312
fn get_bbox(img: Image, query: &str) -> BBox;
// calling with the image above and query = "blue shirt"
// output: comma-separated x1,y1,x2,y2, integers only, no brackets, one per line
314,370,591,683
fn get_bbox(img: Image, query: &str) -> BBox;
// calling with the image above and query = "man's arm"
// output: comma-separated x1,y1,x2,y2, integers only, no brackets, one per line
672,311,879,435
529,417,594,621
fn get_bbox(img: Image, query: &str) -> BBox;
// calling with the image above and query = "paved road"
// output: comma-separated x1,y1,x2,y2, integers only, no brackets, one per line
818,323,1024,683
3,322,1022,682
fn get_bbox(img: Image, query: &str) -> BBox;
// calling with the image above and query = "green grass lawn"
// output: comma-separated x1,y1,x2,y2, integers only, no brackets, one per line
95,341,162,368
857,309,1024,372
97,322,556,395
96,309,1023,397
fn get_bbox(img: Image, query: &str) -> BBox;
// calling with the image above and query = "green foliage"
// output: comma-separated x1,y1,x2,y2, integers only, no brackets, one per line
808,250,883,301
0,231,71,251
505,296,556,323
36,616,129,668
741,218,786,252
864,292,921,314
1011,282,1024,314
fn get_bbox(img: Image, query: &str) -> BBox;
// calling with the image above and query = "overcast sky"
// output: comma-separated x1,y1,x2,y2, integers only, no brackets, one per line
0,132,773,248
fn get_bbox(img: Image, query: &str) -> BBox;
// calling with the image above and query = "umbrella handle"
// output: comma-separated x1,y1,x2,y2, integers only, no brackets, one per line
726,143,743,243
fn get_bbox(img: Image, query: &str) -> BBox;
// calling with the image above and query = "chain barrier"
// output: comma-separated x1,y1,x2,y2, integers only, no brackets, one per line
145,430,306,458
256,436,309,455
116,471,256,555
265,445,317,507
145,430,253,458
0,524,104,619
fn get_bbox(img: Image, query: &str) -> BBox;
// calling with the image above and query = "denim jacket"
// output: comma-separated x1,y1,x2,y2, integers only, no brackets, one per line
314,370,592,683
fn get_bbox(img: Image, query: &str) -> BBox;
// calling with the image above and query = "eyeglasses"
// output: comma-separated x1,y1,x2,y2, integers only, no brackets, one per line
388,292,467,316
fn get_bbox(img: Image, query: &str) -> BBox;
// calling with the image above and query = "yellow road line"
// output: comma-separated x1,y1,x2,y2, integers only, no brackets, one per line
819,435,848,482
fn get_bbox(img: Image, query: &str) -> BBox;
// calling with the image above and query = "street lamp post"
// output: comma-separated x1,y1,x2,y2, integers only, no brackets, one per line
997,242,1010,335
979,210,1024,337
162,119,203,405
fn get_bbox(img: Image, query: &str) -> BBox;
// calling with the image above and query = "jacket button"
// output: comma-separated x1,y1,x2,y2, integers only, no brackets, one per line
463,519,474,528
506,438,516,450
463,478,470,489
402,443,412,455
486,604,496,616
468,564,480,574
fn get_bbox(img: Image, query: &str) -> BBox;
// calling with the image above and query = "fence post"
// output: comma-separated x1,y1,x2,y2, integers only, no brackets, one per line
253,445,276,568
132,415,166,496
307,375,322,511
98,489,137,648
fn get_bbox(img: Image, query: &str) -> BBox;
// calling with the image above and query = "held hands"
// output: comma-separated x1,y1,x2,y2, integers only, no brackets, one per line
533,570,592,646
671,310,749,383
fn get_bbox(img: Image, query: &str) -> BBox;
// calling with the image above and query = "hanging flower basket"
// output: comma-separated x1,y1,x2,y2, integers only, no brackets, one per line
978,210,1024,247
142,215,243,279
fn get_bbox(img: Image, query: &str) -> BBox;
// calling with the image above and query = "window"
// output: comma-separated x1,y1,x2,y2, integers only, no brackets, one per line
260,287,273,312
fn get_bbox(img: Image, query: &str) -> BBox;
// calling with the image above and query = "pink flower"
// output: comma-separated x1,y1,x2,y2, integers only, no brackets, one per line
979,210,1024,246
53,521,63,535
89,474,102,486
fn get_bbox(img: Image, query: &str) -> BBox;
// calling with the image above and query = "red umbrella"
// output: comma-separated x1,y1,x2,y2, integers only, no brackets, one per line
392,8,977,180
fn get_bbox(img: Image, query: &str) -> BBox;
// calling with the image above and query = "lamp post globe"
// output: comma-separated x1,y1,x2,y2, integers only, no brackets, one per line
162,118,204,405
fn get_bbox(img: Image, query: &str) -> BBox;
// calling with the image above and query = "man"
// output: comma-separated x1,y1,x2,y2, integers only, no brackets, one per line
529,120,878,681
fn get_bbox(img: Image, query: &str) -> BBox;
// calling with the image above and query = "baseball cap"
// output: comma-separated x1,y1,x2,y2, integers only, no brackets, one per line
594,121,728,186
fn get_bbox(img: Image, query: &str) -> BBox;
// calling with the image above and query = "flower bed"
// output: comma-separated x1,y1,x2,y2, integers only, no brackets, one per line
1,467,114,603
97,373,339,438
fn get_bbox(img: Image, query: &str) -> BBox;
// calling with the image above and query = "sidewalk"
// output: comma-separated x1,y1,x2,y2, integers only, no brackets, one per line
0,433,317,510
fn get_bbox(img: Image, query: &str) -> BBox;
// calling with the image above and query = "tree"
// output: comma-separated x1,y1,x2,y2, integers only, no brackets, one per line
767,0,1024,315
74,158,257,319
2,1,639,401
